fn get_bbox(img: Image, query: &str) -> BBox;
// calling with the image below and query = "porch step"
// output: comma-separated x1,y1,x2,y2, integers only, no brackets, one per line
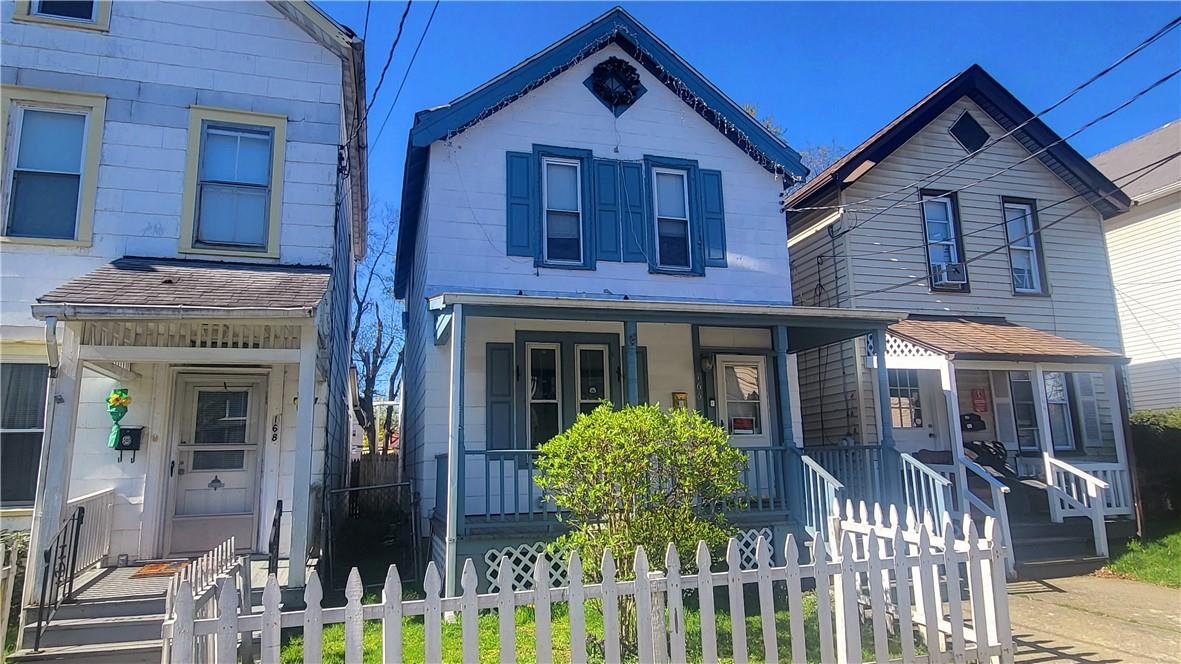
7,639,162,664
23,595,166,621
1015,555,1108,580
1013,535,1094,561
20,614,164,648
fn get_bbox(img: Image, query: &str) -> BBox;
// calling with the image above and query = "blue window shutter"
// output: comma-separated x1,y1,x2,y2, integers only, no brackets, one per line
620,161,647,263
594,159,622,261
637,346,650,404
505,152,535,257
486,343,515,449
700,169,727,267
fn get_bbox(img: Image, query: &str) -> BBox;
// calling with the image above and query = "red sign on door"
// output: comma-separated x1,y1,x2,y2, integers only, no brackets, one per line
972,388,988,413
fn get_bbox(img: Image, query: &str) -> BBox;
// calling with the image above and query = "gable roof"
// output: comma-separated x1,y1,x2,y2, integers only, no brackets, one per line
784,64,1131,224
394,6,807,298
1090,120,1181,204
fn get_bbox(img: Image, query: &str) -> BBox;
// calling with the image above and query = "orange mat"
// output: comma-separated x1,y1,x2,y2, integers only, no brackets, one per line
130,561,187,579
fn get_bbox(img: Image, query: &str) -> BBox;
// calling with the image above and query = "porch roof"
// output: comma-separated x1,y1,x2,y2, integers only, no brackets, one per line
888,316,1127,364
33,256,330,320
429,292,906,352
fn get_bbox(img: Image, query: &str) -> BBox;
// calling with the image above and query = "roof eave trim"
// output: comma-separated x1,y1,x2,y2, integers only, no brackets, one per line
947,351,1128,364
32,303,318,321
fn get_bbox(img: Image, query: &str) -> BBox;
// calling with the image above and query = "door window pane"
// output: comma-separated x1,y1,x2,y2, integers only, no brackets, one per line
7,109,86,240
577,346,608,415
527,345,561,447
888,368,924,429
722,362,763,436
194,391,249,444
529,403,560,447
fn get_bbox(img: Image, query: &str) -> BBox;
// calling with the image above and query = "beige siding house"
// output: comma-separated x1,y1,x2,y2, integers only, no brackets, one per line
1091,121,1181,412
785,65,1138,576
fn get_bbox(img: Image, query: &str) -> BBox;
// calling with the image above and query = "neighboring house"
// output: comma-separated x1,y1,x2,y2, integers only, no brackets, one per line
394,6,916,597
1091,121,1181,412
0,0,365,657
785,64,1137,576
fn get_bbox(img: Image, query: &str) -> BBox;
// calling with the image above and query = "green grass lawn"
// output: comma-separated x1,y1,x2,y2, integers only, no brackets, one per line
280,588,913,663
1103,517,1181,588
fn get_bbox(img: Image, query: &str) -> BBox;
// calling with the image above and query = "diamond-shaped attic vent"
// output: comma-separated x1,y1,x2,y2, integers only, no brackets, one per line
949,111,989,153
584,57,646,117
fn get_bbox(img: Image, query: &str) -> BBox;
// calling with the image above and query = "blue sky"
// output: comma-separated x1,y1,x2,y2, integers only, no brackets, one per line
320,1,1181,207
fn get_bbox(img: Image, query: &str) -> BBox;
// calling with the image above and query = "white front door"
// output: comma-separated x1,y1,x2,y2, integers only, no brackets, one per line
165,375,264,555
887,368,948,453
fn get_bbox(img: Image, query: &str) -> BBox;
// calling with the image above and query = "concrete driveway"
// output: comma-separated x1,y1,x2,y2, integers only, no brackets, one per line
1008,574,1181,663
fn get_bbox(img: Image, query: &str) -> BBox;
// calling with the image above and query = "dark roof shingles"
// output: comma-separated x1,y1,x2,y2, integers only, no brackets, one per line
37,257,331,310
889,316,1123,361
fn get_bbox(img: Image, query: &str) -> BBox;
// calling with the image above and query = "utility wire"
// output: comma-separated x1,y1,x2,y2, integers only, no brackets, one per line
783,14,1181,213
343,0,414,153
361,0,372,42
370,0,442,153
1114,286,1181,374
852,150,1181,298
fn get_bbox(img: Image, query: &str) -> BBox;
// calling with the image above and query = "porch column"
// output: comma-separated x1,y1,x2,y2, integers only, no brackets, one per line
772,326,805,522
938,359,970,514
444,305,466,598
287,324,317,590
624,320,639,406
23,319,82,605
872,328,902,508
1031,365,1060,521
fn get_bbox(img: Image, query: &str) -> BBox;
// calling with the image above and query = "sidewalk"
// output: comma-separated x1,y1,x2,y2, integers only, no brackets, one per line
1008,574,1181,663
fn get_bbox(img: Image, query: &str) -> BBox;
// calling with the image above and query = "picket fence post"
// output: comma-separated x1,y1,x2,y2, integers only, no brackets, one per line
460,559,479,663
754,535,777,664
344,569,363,664
633,547,655,664
694,542,718,664
725,539,748,664
382,565,403,664
423,563,442,664
664,544,687,664
496,556,515,664
782,535,806,664
812,535,836,664
567,552,587,664
534,552,553,664
304,570,323,664
600,550,620,664
260,575,280,664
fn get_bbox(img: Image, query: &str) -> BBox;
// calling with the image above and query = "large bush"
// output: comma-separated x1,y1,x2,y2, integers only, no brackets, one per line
1129,408,1181,516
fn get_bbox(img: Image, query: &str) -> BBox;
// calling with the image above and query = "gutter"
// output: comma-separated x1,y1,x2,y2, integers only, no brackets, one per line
31,303,317,321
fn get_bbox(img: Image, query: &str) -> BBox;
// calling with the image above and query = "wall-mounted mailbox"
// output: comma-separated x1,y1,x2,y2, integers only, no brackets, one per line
115,426,144,462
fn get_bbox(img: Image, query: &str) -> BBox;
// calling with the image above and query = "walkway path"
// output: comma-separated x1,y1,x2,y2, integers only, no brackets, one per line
1008,574,1180,663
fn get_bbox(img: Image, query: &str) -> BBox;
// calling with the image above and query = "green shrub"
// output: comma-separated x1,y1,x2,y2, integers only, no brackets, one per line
1129,408,1181,516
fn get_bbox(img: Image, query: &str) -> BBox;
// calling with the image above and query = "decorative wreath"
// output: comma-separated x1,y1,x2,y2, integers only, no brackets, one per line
589,57,643,109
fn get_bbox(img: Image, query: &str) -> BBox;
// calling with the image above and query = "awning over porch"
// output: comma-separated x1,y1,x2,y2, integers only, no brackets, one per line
888,316,1127,364
32,256,331,320
428,291,907,351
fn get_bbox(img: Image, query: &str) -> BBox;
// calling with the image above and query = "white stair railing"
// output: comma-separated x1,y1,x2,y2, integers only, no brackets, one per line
801,454,843,543
899,453,952,536
65,488,116,572
1044,454,1110,557
958,458,1014,576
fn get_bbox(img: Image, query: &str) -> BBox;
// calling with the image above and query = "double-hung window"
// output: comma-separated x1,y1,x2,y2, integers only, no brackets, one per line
1,363,49,505
2,88,104,246
542,157,583,264
1002,199,1044,293
181,107,285,256
653,167,691,270
920,191,967,290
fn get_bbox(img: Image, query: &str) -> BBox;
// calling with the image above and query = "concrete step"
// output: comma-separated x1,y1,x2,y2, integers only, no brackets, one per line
24,596,166,622
1010,518,1094,540
1013,535,1095,560
1015,555,1107,580
7,640,162,664
22,614,164,649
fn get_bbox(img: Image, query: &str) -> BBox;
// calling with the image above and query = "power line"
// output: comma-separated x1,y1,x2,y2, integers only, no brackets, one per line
1114,286,1181,373
370,0,441,154
361,0,372,42
783,14,1181,213
852,150,1181,298
343,0,414,153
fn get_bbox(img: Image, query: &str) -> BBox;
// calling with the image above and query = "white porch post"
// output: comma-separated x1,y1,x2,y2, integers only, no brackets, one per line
872,328,901,508
22,320,82,606
939,360,970,515
444,304,466,598
287,324,317,589
1031,365,1060,522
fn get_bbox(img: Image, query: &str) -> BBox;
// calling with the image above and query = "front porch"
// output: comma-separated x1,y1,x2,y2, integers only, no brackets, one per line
420,292,908,594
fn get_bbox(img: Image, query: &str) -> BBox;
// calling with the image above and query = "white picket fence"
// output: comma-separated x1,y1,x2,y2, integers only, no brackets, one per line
163,505,1013,664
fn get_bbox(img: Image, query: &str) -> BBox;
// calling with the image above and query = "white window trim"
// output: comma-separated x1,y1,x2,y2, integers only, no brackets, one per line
652,166,693,271
525,343,562,449
921,195,961,274
1003,201,1042,293
541,156,583,265
715,354,771,447
574,344,610,413
1007,370,1042,452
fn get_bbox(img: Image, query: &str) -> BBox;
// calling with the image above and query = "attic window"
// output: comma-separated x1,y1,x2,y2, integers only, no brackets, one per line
584,57,646,117
949,111,989,153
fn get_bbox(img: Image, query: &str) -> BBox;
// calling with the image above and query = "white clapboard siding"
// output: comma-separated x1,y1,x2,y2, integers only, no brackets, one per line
163,503,1014,664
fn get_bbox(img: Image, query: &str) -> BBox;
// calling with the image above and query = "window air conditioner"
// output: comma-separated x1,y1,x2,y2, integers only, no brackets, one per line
933,262,968,286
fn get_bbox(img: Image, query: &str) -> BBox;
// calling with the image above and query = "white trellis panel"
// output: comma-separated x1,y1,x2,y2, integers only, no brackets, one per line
737,527,773,570
483,542,568,592
885,334,942,360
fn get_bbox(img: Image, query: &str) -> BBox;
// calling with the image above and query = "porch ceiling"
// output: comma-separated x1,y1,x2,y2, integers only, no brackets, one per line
429,292,905,352
889,316,1127,364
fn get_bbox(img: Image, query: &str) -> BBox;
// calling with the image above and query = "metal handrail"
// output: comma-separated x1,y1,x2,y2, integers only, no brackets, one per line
267,500,283,577
34,505,85,651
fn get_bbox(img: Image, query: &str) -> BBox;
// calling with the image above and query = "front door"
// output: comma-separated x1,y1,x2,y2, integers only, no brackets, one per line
887,368,948,453
165,375,264,555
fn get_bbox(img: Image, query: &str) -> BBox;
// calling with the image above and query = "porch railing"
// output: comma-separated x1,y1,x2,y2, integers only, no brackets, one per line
465,449,556,523
930,458,1014,576
1069,462,1134,516
806,444,884,507
162,538,251,664
731,446,793,514
1044,454,1109,557
65,489,115,572
800,454,843,541
899,453,952,535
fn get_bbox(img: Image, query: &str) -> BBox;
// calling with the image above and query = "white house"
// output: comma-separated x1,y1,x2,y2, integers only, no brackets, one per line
785,65,1138,578
0,0,366,657
1091,120,1181,413
393,7,917,596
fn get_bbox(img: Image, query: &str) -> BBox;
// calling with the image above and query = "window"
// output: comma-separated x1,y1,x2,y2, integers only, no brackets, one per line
920,191,967,290
526,344,561,448
1,363,48,505
193,390,250,445
542,158,583,264
1002,199,1045,293
716,355,769,443
887,369,924,429
1008,371,1041,451
1,87,104,246
949,111,989,154
575,344,609,415
1042,371,1075,452
180,107,286,257
14,0,110,30
653,167,691,270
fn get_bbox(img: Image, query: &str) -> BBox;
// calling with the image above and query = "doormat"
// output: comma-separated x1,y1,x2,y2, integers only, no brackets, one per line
130,561,187,579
